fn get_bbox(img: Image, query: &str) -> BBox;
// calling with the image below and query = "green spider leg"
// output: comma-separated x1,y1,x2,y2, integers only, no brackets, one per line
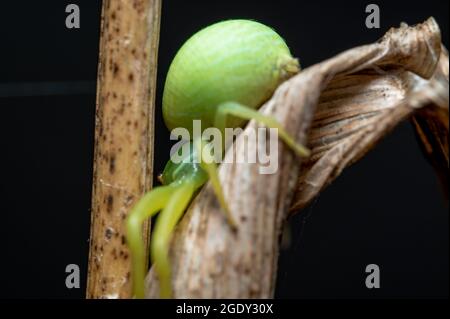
193,137,238,230
150,180,196,298
215,101,311,157
126,185,175,298
126,179,196,299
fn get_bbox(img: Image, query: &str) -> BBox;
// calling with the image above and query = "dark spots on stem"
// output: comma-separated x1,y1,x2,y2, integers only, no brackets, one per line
106,194,114,213
113,63,119,77
111,248,118,260
109,154,116,174
105,228,113,240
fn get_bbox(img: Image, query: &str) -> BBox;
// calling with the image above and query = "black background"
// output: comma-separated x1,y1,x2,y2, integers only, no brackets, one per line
0,0,448,299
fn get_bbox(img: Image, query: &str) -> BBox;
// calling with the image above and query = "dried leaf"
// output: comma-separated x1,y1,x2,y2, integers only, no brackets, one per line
145,18,447,298
291,34,448,211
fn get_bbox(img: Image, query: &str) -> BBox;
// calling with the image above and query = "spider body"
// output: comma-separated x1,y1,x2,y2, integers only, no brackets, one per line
162,19,298,134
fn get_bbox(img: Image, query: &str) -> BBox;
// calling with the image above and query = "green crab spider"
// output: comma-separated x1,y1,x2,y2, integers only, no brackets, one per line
126,19,309,299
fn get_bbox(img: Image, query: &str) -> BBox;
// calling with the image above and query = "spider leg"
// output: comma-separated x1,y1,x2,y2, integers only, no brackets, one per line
126,185,174,298
151,180,196,298
215,101,310,157
193,137,237,230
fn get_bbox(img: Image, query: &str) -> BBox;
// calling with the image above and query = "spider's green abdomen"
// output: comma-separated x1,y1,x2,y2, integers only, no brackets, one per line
162,19,299,135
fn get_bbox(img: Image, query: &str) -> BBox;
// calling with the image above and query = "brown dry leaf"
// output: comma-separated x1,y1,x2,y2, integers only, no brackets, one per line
145,18,448,298
290,40,448,211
